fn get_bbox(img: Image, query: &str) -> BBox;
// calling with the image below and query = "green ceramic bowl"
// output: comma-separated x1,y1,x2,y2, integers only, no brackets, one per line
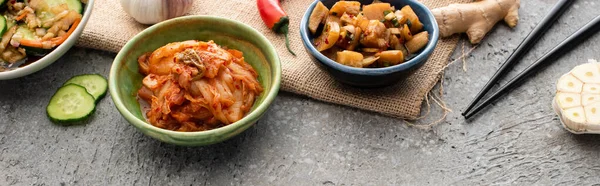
109,16,281,146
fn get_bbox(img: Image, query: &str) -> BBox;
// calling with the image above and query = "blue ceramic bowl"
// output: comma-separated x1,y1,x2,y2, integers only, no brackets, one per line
300,0,439,87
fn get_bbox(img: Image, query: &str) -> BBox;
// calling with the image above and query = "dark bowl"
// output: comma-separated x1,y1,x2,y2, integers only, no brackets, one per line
299,0,440,88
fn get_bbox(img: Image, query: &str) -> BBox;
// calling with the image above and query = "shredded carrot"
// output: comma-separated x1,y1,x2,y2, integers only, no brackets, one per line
19,17,82,48
19,39,44,48
15,13,27,21
49,17,81,44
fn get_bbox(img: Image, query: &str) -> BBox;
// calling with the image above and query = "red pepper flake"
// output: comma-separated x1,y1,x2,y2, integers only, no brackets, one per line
324,38,329,44
349,14,354,18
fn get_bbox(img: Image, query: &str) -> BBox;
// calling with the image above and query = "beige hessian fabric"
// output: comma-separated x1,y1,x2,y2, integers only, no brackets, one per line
76,0,469,120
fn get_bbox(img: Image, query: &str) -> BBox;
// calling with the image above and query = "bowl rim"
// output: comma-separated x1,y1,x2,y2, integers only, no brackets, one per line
0,0,95,80
109,15,282,138
299,0,439,76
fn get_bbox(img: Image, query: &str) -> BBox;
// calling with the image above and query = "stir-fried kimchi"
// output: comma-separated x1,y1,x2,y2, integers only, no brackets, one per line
137,40,263,132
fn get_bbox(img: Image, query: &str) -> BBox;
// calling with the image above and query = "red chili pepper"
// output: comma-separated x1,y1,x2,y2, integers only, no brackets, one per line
257,0,296,56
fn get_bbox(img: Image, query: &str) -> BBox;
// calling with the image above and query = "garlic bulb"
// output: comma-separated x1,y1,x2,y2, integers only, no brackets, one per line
120,0,193,25
553,59,600,134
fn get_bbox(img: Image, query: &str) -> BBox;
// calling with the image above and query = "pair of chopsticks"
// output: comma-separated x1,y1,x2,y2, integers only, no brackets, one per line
462,0,600,119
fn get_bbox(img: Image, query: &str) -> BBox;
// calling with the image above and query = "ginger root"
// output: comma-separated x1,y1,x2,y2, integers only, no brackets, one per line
432,0,520,44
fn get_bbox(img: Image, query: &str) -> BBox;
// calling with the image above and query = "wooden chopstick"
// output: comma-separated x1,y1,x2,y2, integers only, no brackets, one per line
461,0,574,116
464,14,600,119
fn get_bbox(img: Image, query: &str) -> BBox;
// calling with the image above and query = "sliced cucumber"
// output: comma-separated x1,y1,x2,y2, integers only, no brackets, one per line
15,24,37,40
46,84,96,123
63,74,108,102
0,15,7,37
23,46,50,56
29,0,83,23
5,15,15,30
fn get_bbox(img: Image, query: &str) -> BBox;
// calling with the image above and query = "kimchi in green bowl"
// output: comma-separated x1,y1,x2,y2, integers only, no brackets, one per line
109,16,281,146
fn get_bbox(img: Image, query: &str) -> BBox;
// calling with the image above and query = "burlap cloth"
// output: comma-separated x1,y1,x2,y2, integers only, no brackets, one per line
76,0,468,120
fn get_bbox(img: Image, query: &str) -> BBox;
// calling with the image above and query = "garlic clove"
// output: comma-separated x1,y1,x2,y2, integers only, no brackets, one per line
582,83,600,94
561,106,587,132
120,0,193,25
582,94,600,106
571,62,600,83
556,92,581,109
556,73,583,93
584,102,600,125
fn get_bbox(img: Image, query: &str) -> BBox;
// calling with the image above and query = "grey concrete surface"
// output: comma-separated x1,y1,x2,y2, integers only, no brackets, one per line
2,0,600,185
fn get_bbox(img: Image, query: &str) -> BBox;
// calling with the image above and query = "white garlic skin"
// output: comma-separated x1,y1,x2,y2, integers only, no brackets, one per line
120,0,193,25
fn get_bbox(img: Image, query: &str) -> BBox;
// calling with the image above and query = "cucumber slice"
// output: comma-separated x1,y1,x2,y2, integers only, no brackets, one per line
46,84,96,123
63,74,108,102
0,15,7,36
5,15,15,30
23,46,50,56
29,0,83,23
15,24,37,40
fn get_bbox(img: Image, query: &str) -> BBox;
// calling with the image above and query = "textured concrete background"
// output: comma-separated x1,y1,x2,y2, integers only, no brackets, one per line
2,0,600,185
